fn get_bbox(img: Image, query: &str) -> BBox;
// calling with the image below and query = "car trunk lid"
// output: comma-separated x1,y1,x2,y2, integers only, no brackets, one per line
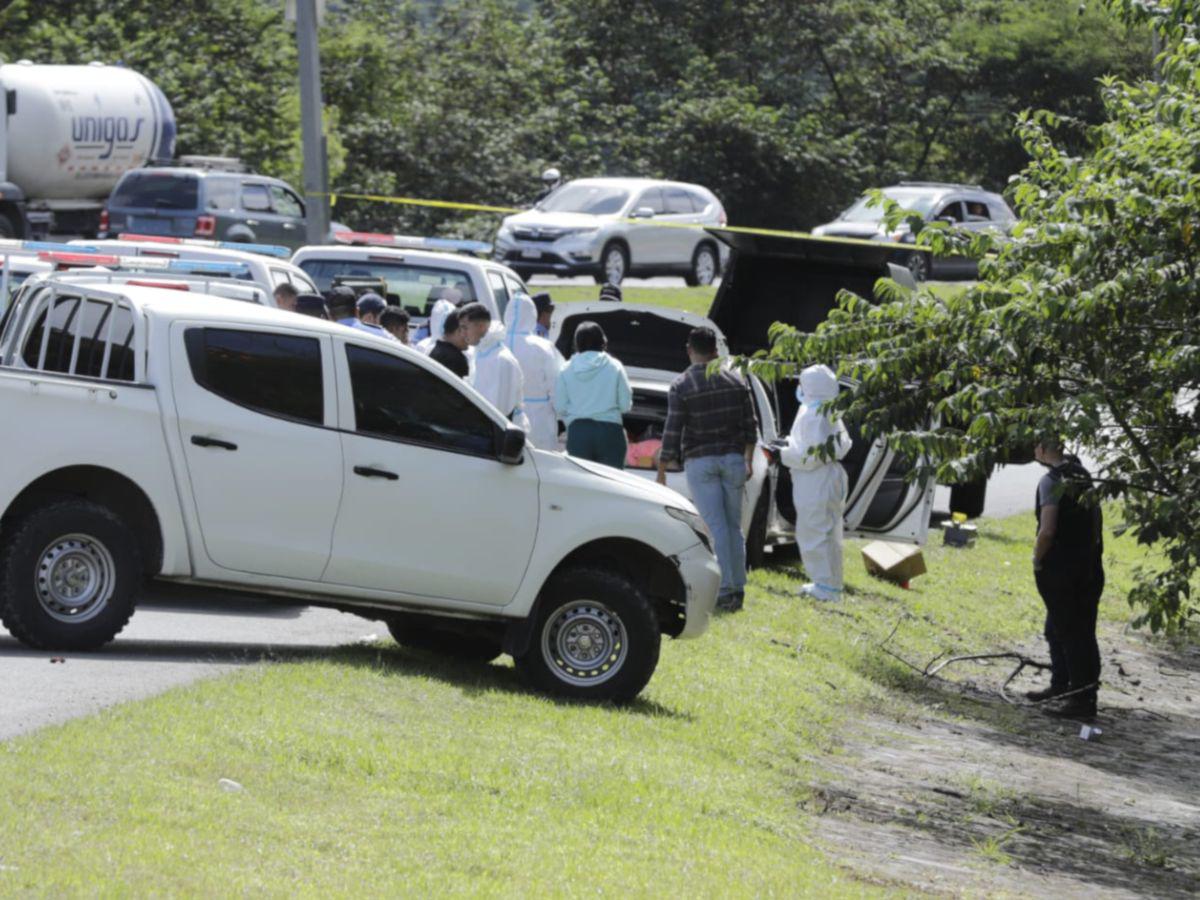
704,229,892,355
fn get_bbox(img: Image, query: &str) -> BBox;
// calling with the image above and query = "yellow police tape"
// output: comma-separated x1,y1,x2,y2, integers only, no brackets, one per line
310,190,899,251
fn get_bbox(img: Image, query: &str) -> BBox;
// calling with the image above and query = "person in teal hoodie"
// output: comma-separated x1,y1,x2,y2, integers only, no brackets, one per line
554,321,633,467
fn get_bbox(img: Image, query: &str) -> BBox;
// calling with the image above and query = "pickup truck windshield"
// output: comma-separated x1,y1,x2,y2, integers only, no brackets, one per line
297,259,477,314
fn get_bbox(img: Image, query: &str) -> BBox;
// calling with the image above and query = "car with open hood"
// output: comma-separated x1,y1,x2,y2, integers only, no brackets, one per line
550,301,935,564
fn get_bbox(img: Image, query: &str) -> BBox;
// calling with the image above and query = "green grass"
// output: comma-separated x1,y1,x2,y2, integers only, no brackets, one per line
0,511,1150,896
542,284,717,315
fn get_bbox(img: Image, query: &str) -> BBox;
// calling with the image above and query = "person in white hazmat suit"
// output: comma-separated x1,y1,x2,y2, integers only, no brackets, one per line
460,302,530,432
503,292,563,449
780,364,852,602
416,299,456,355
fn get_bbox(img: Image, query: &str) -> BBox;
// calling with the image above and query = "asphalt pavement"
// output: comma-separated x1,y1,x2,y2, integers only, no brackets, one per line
0,591,378,741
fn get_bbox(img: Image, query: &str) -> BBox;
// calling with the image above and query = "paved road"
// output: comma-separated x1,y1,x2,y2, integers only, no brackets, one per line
0,591,377,741
527,275,714,289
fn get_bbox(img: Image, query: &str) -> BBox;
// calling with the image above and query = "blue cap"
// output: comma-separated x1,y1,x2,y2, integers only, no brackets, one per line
356,292,386,315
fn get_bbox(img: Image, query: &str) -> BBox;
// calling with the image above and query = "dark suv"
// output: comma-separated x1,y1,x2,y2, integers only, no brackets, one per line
102,166,308,250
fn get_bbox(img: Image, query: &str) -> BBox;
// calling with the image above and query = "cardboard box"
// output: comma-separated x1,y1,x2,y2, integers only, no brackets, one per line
861,541,927,585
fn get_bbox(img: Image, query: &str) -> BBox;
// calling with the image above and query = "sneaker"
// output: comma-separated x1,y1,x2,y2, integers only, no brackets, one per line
1025,685,1069,702
716,592,744,613
1044,695,1098,721
798,583,839,602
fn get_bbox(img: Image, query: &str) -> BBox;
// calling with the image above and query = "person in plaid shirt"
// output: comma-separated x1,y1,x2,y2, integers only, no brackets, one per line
656,327,757,612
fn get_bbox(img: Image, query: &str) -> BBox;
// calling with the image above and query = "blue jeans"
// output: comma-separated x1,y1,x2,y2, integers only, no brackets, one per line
685,453,747,596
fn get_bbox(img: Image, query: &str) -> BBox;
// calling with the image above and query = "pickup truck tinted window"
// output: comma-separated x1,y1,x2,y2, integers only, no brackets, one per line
21,296,136,381
185,328,323,426
346,345,495,456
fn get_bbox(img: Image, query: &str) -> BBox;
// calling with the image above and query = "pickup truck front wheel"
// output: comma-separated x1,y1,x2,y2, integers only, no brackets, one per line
515,567,660,704
0,500,141,651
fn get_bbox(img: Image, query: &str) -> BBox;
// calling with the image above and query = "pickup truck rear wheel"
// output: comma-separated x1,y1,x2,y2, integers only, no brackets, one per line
0,500,141,651
514,566,660,703
386,616,503,663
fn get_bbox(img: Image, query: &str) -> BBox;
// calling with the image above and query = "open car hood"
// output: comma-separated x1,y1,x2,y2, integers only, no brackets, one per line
704,229,893,355
551,303,727,374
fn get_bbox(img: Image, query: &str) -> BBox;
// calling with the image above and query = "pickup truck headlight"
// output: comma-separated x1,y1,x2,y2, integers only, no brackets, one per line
666,506,712,553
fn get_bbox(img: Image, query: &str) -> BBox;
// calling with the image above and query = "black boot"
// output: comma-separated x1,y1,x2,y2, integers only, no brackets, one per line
1044,694,1097,721
1025,684,1068,702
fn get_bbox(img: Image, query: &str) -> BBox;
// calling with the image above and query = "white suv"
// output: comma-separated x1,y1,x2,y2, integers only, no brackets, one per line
0,281,718,702
495,177,729,286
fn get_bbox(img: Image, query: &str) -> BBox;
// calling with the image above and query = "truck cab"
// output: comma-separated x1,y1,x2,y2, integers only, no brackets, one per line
0,281,720,703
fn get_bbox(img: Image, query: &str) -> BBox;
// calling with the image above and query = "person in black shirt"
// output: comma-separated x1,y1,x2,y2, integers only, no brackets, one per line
1031,437,1105,720
428,310,470,379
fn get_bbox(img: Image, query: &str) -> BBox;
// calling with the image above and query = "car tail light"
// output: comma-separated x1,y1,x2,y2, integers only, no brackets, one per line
99,208,109,233
194,215,216,238
718,206,727,227
126,280,190,290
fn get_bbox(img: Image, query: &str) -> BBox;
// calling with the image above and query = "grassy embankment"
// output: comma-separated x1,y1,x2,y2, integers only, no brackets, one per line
0,509,1148,895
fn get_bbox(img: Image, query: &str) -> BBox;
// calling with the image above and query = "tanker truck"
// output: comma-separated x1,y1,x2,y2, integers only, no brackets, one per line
0,60,176,239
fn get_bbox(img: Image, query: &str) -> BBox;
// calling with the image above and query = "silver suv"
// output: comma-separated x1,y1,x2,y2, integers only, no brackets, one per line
494,177,728,286
812,182,1016,281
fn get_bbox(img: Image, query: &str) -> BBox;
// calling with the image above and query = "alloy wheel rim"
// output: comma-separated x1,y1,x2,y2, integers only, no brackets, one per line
908,252,928,281
541,600,627,686
605,249,626,284
35,534,115,624
695,248,716,284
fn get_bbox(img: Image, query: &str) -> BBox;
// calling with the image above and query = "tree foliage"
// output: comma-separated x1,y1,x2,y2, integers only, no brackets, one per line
756,0,1200,631
0,0,1149,237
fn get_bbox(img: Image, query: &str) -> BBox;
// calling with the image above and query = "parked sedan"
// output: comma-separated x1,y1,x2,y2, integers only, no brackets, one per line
812,182,1016,281
494,178,729,286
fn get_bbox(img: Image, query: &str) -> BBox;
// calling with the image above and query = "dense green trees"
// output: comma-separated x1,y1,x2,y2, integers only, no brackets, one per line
758,0,1199,629
0,0,1148,235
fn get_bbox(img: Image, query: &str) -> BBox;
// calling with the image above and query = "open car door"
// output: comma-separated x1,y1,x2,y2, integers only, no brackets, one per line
704,230,935,546
768,379,934,545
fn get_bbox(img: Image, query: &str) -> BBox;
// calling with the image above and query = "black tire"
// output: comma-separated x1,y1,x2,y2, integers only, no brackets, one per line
0,211,17,239
598,241,629,286
949,479,987,519
684,242,719,287
745,487,769,570
386,615,503,663
0,500,141,651
906,250,931,282
514,566,660,703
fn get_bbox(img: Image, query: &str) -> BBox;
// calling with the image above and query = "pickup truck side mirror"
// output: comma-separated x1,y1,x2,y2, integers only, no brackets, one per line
630,206,656,219
497,425,526,465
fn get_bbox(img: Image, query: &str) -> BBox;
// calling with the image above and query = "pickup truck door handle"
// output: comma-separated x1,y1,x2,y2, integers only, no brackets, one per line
191,435,238,451
353,465,399,481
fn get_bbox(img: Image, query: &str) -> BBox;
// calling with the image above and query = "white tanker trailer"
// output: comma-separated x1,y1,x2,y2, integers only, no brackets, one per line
0,61,176,238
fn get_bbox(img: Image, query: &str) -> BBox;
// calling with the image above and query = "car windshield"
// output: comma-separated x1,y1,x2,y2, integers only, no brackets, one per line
839,188,939,223
298,259,477,314
539,184,630,216
110,173,200,211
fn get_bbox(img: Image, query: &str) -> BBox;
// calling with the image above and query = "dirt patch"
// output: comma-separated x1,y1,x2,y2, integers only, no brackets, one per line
806,626,1200,897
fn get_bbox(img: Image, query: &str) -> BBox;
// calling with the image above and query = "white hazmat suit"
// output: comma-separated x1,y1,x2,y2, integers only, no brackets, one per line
503,293,563,449
781,364,852,602
471,323,530,431
416,299,456,355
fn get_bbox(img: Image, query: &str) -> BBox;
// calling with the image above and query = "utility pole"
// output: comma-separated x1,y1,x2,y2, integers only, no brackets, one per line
292,0,330,244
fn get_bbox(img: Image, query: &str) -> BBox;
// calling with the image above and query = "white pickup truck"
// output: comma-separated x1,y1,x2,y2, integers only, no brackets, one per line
0,281,719,702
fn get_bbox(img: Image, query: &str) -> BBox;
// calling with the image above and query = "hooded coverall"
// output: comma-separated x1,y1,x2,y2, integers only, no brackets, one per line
416,299,456,355
471,323,530,431
781,364,852,601
503,293,564,449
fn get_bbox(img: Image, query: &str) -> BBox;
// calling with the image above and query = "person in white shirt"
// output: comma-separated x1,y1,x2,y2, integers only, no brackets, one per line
503,292,563,449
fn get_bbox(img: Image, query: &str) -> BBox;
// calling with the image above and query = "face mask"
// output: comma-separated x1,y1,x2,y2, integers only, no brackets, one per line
795,385,805,404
